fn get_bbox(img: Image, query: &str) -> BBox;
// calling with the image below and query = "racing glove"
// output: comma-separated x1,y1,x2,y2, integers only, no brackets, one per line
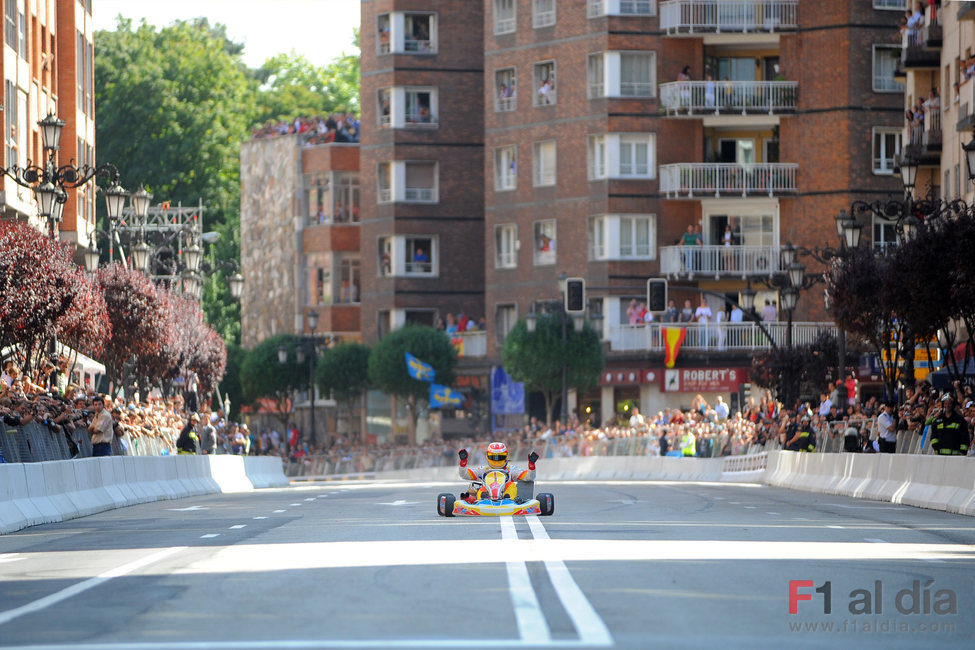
458,448,468,468
528,451,539,470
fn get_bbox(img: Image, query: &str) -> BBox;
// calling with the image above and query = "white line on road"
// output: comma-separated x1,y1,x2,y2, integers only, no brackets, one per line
0,546,185,628
500,517,550,645
526,516,613,647
744,506,757,509
201,534,220,539
273,510,286,513
304,498,316,502
827,525,844,529
766,512,781,516
289,503,303,507
253,517,267,520
229,525,246,530
0,639,618,649
0,553,24,564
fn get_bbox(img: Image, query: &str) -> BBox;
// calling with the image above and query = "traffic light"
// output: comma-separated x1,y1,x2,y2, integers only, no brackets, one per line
647,278,667,312
564,277,585,313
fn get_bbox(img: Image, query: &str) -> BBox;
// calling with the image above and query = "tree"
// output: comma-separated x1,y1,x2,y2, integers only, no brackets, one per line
218,343,246,420
502,317,604,426
240,334,308,431
315,342,371,442
367,325,456,443
750,331,837,410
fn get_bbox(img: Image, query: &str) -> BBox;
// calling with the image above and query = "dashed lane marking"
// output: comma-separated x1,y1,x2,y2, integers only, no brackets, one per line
200,534,220,539
229,525,246,530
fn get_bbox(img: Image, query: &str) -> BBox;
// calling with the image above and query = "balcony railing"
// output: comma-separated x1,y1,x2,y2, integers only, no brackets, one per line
660,163,798,198
452,330,487,358
659,244,781,278
378,188,391,203
660,0,798,34
659,80,797,115
608,321,837,353
405,187,436,202
588,0,658,17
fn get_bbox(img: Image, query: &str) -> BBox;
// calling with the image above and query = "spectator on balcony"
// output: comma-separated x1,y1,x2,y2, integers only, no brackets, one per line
704,73,716,112
662,299,679,323
761,299,777,322
680,299,694,324
681,224,702,272
537,77,553,106
627,299,642,325
678,66,692,111
906,3,923,42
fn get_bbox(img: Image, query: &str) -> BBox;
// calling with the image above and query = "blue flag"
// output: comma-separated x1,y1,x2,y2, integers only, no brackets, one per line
430,383,463,409
405,352,435,382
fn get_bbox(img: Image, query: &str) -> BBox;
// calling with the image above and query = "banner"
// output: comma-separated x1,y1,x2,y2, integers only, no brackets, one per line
430,383,463,408
405,351,435,381
491,366,525,415
663,327,687,369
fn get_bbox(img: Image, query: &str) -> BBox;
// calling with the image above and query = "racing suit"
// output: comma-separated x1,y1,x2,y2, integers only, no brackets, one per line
458,450,537,501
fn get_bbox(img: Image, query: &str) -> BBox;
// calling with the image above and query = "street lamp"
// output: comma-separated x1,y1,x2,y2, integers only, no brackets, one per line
278,310,324,446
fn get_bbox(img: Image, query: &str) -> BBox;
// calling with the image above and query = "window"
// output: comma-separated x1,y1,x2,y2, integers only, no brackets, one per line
404,161,438,202
619,134,654,177
588,215,656,260
872,128,900,174
588,135,607,180
404,13,435,52
533,140,556,187
379,238,393,277
5,80,16,166
377,14,391,54
16,1,24,59
4,1,15,47
587,54,604,98
307,174,331,223
378,88,391,126
495,68,517,112
335,173,360,222
405,88,437,125
76,31,86,113
340,259,360,304
495,224,517,269
620,52,655,97
377,163,392,204
873,0,906,9
534,220,556,266
533,61,556,106
494,0,516,35
533,0,556,28
495,145,517,191
620,0,655,14
406,236,434,274
873,45,903,92
495,304,518,344
872,217,897,250
315,267,331,305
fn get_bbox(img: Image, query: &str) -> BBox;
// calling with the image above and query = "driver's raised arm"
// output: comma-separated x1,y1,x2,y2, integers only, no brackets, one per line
458,448,479,480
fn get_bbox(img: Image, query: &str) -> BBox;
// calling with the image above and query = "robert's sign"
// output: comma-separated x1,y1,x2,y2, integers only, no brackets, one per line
662,367,747,393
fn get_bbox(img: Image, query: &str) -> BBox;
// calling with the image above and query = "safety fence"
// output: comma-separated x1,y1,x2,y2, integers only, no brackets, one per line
0,422,173,463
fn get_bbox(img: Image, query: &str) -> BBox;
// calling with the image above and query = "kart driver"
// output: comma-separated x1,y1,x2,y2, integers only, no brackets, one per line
458,441,538,504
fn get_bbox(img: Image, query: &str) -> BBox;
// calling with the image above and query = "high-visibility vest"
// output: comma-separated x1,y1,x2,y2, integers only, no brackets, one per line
681,433,696,456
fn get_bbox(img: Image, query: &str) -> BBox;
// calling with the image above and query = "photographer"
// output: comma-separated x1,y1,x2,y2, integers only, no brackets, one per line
86,396,114,457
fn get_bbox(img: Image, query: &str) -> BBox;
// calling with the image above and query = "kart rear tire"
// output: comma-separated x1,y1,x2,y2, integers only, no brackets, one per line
437,492,455,517
538,492,554,516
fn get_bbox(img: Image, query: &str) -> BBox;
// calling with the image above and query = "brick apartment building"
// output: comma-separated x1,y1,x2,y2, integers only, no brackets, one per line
242,1,906,441
1,0,96,250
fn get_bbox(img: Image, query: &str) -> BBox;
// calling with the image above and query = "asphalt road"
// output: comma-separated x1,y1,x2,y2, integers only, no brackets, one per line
0,478,973,649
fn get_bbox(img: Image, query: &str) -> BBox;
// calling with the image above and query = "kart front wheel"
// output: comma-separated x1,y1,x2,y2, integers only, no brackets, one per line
538,492,554,516
437,492,455,517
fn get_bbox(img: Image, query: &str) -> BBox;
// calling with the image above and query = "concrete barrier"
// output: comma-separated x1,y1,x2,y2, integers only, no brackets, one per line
0,454,289,534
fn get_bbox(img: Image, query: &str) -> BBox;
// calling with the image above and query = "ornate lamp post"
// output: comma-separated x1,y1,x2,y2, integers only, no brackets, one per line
278,310,325,445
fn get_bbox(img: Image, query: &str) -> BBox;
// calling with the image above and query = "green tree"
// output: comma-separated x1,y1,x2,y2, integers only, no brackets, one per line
502,317,604,426
218,342,246,420
240,334,308,431
367,325,456,443
315,342,371,442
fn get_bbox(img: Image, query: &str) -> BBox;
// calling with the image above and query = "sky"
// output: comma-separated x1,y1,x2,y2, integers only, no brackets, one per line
93,0,361,69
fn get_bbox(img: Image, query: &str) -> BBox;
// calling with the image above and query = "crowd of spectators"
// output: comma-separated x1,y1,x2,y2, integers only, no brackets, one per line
250,113,360,145
435,312,486,335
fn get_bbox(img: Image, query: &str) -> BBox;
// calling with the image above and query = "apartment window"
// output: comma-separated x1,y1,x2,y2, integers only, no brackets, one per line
873,45,904,92
378,88,391,126
495,145,517,191
494,0,516,35
4,1,14,47
496,304,518,344
533,61,556,106
534,220,556,266
619,216,654,258
405,88,437,125
620,52,655,97
379,237,393,276
533,0,556,28
588,217,606,260
495,68,517,112
533,140,556,187
377,14,391,54
588,135,607,180
16,1,24,58
335,173,360,222
5,80,16,166
872,217,897,250
307,174,331,223
619,134,654,177
404,13,435,52
406,236,434,274
587,54,604,98
873,0,906,9
315,267,331,305
77,31,86,113
872,128,900,174
495,224,518,269
340,259,360,304
620,0,655,14
377,163,392,204
404,161,438,202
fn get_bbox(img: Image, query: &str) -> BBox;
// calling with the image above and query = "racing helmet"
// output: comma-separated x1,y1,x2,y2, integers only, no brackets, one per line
486,441,508,468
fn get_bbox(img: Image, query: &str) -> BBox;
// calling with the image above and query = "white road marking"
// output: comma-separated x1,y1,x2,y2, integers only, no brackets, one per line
827,525,844,529
201,534,220,539
526,516,613,647
229,525,246,530
0,546,185,628
289,503,303,507
791,517,809,521
253,517,268,520
728,502,740,505
0,640,619,648
766,512,781,516
744,506,757,509
832,504,908,510
500,517,550,644
0,554,24,565
165,506,208,512
273,510,287,513
376,500,419,506
304,498,316,502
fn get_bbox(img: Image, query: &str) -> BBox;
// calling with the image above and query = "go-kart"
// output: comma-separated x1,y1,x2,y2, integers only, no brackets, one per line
437,469,554,517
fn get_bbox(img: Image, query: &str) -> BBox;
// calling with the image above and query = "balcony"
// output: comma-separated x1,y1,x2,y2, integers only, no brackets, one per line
660,163,798,198
588,0,657,17
958,80,975,131
901,23,940,69
659,0,798,35
905,111,940,165
451,330,487,358
607,321,837,353
659,244,781,278
960,2,975,21
659,80,797,117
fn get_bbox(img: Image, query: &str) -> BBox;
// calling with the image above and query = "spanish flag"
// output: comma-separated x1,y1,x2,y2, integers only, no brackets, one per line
663,327,687,369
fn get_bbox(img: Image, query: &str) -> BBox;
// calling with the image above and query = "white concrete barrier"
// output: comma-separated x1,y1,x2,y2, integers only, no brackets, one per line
0,454,289,534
